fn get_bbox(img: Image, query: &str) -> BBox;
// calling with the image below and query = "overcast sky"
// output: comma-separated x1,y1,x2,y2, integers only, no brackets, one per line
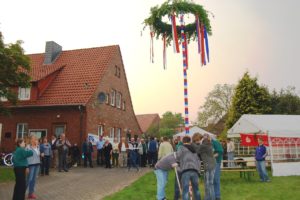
1,0,299,122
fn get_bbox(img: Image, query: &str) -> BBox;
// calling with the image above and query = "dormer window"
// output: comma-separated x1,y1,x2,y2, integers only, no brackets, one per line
18,87,31,100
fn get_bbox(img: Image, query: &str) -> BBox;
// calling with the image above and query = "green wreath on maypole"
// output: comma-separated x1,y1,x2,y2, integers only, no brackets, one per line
144,0,212,44
143,0,213,134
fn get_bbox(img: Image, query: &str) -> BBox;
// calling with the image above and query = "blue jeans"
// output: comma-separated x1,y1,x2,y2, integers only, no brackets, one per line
154,169,168,200
227,152,235,167
213,162,221,198
181,170,201,200
256,160,269,181
128,150,139,170
27,164,40,195
204,169,215,200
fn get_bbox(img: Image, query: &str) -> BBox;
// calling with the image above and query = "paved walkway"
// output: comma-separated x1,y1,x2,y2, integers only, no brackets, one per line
0,166,151,200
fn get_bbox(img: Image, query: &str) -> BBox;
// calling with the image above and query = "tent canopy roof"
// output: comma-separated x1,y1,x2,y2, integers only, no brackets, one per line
173,126,216,139
227,114,300,138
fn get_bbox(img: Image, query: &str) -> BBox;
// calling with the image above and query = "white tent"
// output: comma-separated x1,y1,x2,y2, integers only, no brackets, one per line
173,126,216,139
228,114,300,138
227,114,300,176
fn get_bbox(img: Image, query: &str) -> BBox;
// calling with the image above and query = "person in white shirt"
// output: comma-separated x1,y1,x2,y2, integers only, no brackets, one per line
227,138,235,167
118,137,129,167
112,138,120,167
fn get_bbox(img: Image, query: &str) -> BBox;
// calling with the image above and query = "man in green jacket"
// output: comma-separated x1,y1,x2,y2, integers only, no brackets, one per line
211,137,223,200
12,138,33,200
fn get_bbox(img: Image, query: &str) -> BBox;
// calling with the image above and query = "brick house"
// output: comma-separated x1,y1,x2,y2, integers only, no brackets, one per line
136,114,160,136
0,41,142,152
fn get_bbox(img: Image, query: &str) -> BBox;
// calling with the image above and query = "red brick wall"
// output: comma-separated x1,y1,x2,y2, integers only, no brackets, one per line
85,49,142,139
0,106,84,152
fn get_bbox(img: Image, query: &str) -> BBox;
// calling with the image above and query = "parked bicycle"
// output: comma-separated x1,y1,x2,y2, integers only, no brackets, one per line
1,152,13,166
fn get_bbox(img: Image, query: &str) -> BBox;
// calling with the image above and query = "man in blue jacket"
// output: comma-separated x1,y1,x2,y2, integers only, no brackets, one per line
255,138,270,182
82,138,94,168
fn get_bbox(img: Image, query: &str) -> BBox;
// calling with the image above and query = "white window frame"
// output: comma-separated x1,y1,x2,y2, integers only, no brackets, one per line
0,96,8,102
98,125,104,136
16,123,28,139
18,87,31,100
110,89,116,106
117,128,121,143
29,129,47,139
110,127,115,139
116,92,122,109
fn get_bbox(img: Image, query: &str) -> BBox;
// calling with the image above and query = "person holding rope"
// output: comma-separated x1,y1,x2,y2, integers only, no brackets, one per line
176,135,201,200
154,152,179,200
192,133,216,200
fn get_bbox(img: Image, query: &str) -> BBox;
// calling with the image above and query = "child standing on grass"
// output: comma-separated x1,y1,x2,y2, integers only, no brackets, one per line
12,138,33,200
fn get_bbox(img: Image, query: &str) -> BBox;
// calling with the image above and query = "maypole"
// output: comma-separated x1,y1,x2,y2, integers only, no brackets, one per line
180,14,190,134
144,0,212,134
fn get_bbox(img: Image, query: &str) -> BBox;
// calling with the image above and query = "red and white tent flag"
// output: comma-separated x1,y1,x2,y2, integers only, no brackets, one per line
240,133,269,146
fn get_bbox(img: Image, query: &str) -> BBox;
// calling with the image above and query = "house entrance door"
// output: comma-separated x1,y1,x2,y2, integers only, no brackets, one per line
54,125,66,138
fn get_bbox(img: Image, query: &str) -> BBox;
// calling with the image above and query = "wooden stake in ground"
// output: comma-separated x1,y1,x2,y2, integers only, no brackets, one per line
174,166,182,195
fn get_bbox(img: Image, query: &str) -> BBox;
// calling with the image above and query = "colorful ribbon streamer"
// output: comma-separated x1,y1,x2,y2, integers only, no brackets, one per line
171,14,180,53
150,31,154,63
163,33,167,69
204,26,210,63
195,15,201,54
200,23,206,66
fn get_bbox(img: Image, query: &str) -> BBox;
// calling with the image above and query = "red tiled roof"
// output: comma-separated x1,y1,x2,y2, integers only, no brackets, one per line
16,45,119,106
136,114,160,133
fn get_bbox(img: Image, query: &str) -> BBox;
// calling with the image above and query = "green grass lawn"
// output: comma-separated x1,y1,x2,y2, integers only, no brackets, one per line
104,170,300,200
0,166,15,182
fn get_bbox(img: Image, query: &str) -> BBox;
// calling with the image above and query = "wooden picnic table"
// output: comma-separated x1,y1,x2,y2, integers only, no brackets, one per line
221,160,256,181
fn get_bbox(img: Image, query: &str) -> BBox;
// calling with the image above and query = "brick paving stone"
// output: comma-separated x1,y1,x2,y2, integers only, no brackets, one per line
0,167,151,200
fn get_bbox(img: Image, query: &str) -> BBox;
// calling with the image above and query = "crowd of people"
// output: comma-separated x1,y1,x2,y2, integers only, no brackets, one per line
154,133,223,200
11,131,270,200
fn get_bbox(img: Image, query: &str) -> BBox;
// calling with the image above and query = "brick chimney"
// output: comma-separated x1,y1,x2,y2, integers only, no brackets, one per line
43,41,62,65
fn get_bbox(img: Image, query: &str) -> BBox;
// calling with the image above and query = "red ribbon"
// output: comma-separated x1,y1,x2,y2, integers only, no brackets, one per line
200,24,206,66
172,14,180,53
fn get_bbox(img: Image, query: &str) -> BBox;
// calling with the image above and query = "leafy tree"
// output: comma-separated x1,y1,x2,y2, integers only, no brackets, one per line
158,127,174,138
159,111,184,138
0,32,31,115
225,72,272,129
197,84,234,127
270,87,300,114
147,123,160,137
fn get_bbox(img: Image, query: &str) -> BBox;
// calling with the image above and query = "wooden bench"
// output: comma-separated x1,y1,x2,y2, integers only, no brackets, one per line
221,169,256,181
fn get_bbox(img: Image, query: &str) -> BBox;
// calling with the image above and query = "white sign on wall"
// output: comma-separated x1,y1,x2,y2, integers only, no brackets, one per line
88,133,99,145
